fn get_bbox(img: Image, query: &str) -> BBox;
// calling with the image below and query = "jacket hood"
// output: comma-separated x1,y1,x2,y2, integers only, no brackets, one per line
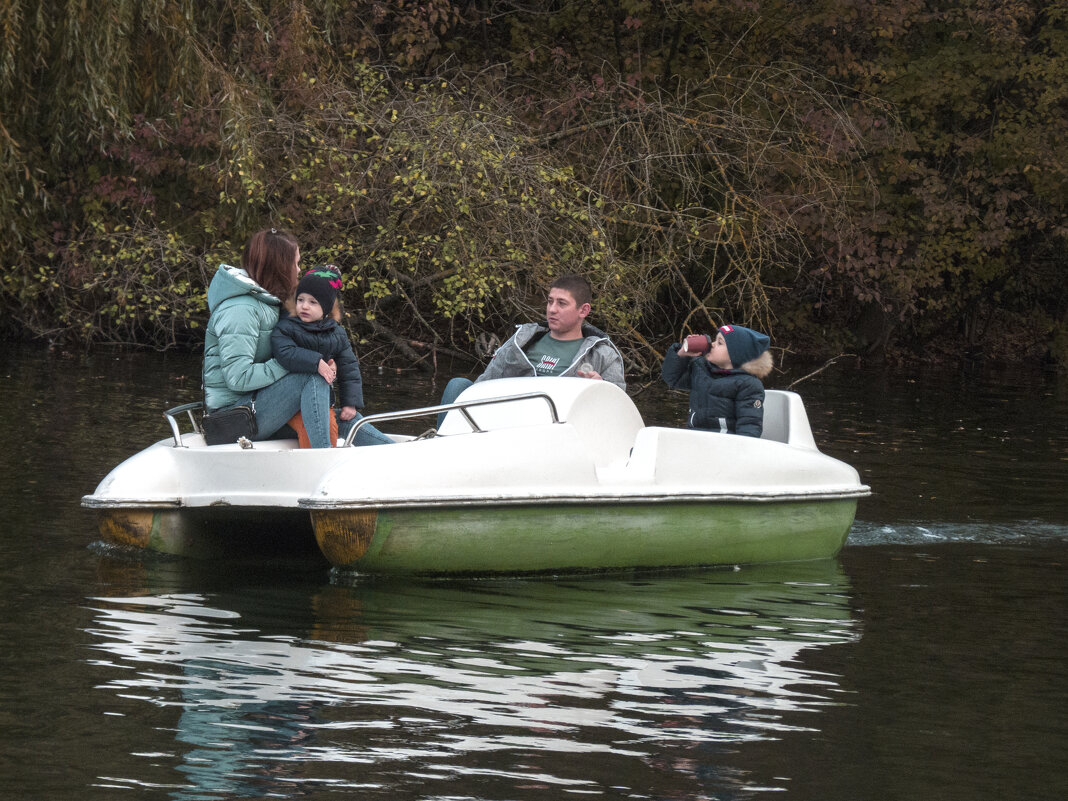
740,349,774,379
207,264,282,312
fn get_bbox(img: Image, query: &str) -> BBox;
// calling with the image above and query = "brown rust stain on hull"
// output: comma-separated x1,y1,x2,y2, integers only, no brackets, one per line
312,509,378,566
98,510,156,549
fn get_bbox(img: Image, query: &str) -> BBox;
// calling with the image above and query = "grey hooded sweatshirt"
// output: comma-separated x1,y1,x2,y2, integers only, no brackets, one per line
475,322,626,390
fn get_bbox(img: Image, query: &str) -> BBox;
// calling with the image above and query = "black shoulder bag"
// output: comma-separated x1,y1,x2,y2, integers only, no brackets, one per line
202,396,258,445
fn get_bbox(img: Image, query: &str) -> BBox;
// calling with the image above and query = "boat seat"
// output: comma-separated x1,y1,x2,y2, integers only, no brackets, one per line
760,390,817,450
286,411,339,448
597,391,821,486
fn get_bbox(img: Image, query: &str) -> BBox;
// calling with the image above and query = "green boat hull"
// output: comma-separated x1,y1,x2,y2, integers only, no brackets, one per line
313,498,859,576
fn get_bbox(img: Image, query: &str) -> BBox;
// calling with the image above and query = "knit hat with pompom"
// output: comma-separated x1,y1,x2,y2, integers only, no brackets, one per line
296,265,343,313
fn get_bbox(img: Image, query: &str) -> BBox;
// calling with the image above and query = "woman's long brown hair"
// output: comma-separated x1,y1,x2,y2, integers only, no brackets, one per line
241,229,299,301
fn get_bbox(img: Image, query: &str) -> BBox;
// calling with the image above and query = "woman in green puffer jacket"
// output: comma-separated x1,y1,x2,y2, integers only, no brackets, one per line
202,228,384,448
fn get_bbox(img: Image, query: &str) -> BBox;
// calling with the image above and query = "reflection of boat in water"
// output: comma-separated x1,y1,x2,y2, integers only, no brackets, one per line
86,558,857,798
83,378,869,575
89,559,856,715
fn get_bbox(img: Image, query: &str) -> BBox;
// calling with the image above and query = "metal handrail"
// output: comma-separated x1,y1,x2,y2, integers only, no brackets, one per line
343,391,561,447
160,391,560,449
163,401,205,447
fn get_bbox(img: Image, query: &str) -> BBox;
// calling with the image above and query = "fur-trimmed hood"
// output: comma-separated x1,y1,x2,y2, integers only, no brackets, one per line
740,349,773,380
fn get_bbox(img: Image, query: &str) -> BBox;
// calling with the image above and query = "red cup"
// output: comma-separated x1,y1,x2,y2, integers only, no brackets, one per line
682,334,711,355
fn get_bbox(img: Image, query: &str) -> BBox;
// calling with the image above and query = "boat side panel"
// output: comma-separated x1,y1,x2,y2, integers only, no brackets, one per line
318,499,858,575
311,423,602,503
84,442,355,510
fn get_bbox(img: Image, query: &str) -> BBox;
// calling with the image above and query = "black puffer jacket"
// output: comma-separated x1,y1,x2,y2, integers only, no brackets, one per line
271,315,365,409
660,344,765,437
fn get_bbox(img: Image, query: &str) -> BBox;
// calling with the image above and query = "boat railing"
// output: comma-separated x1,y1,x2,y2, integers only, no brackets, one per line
343,391,560,447
162,392,560,449
163,401,206,447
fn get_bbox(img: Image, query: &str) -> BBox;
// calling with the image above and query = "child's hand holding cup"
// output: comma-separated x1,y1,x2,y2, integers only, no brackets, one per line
680,334,711,357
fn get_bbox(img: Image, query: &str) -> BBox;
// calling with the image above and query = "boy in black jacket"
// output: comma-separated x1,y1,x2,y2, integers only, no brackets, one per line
271,265,389,446
661,324,773,438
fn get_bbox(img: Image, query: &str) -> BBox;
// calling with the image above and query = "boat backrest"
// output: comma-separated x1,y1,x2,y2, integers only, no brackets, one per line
439,377,645,466
760,390,818,450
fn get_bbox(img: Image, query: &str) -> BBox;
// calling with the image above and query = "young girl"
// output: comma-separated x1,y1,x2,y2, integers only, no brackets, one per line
660,324,773,438
270,265,390,447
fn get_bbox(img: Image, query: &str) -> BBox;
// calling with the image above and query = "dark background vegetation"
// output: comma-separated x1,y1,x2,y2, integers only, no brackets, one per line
2,0,1065,374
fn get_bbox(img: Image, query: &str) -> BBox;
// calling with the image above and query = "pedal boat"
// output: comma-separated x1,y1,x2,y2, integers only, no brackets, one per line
82,377,870,575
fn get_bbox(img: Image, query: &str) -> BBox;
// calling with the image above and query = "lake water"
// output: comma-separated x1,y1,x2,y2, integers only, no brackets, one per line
0,345,1065,800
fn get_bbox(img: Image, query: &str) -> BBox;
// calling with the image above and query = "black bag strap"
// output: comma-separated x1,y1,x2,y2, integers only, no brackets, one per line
205,391,258,416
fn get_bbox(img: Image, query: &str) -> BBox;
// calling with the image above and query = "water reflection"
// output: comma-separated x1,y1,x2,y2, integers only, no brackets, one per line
85,559,857,799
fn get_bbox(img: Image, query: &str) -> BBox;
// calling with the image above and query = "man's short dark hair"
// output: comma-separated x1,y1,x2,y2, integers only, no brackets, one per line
549,274,592,307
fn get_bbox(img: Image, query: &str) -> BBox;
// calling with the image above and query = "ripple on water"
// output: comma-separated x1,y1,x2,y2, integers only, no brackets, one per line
847,519,1068,547
81,565,860,797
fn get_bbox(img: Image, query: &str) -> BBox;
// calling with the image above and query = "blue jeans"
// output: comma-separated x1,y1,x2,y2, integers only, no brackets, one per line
436,377,474,428
337,410,394,447
222,372,391,448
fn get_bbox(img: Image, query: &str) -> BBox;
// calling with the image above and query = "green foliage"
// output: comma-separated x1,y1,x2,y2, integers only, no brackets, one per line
0,0,1064,367
193,64,636,351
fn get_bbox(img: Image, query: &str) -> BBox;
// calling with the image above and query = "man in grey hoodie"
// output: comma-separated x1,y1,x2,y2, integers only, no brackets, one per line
438,276,626,423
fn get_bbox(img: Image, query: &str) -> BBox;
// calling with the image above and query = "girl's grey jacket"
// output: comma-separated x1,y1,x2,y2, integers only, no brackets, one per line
475,322,626,390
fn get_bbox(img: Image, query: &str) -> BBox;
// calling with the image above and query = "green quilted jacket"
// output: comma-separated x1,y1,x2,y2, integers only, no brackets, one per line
202,265,289,410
